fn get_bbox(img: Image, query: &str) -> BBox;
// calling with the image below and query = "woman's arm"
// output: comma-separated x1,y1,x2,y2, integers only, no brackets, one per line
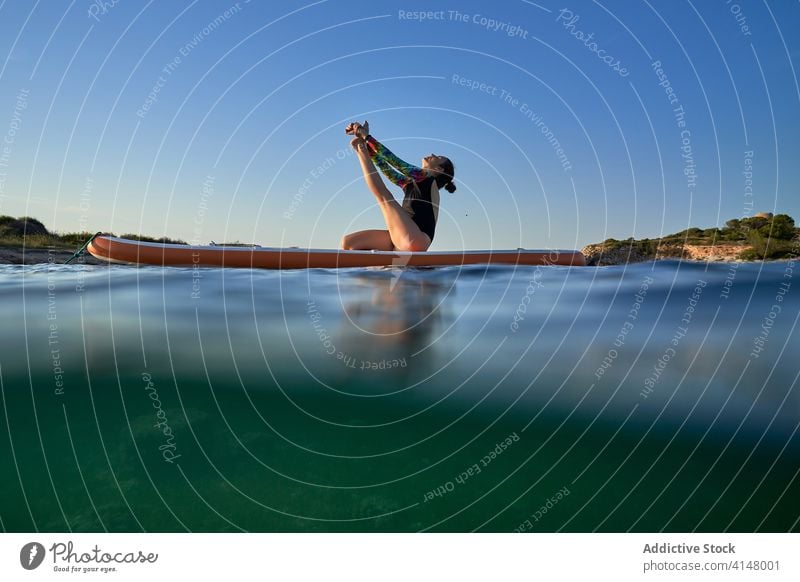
364,135,428,183
373,155,412,188
347,122,415,187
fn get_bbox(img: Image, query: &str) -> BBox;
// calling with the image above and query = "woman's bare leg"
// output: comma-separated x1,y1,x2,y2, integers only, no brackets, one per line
341,229,394,251
373,198,431,252
352,139,432,252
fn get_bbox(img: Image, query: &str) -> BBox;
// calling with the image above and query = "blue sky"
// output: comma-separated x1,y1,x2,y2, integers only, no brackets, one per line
0,0,797,250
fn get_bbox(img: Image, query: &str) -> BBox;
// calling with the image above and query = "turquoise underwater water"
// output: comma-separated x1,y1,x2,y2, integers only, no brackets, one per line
0,259,798,532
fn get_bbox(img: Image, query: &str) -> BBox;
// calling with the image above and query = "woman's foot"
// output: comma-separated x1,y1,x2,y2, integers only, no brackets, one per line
350,136,367,152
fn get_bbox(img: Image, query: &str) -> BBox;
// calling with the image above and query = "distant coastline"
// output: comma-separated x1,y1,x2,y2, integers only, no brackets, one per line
581,212,798,266
1,213,797,266
581,240,750,266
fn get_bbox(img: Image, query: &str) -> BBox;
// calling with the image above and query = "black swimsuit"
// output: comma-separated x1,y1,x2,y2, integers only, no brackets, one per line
402,177,437,242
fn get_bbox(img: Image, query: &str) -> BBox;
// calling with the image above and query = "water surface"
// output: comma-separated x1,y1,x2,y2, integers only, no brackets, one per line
0,260,798,531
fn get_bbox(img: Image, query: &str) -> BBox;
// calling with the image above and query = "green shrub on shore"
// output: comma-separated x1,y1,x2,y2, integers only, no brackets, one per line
0,215,187,248
0,215,54,245
0,234,69,248
724,214,796,241
738,231,798,260
597,214,797,256
659,214,797,245
0,215,69,248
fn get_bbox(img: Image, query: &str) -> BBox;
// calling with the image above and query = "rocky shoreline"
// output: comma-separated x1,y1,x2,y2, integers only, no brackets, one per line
580,242,752,266
0,247,106,265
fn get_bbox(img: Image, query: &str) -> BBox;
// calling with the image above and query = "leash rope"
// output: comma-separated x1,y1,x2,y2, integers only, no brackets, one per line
64,231,102,264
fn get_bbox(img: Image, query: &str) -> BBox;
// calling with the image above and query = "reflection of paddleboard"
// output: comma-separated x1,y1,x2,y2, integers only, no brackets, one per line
87,235,586,269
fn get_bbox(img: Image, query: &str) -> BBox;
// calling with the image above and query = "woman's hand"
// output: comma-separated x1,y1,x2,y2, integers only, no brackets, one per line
357,120,369,139
345,120,369,139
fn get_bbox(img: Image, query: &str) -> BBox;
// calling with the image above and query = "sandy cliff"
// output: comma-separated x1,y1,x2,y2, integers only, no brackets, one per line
580,242,751,266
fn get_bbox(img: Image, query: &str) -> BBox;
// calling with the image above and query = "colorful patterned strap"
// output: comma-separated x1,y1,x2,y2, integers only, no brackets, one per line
365,135,427,188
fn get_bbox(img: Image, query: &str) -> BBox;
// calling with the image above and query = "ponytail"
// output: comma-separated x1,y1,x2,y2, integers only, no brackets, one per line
434,157,456,193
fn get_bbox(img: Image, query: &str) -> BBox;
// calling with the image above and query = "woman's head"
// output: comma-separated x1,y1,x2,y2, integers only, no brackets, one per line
422,154,456,193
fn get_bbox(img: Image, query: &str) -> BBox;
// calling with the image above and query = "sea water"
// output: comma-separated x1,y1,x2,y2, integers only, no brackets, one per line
0,260,797,532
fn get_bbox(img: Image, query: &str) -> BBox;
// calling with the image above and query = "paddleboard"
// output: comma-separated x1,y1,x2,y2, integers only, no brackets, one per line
86,235,586,269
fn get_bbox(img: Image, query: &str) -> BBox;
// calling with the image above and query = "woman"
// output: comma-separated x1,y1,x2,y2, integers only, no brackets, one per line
342,121,456,252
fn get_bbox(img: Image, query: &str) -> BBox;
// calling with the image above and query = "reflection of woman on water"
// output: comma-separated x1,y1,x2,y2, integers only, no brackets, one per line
342,121,456,252
335,275,451,380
